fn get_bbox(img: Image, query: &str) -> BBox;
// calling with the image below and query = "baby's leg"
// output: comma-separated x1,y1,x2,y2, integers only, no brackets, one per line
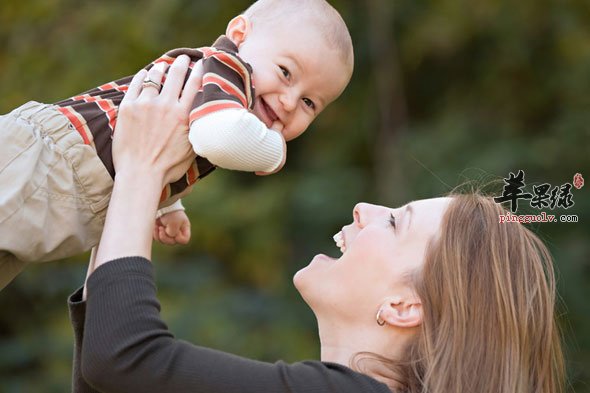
0,102,113,289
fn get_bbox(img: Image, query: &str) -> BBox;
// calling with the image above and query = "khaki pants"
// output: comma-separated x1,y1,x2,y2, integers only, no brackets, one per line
0,101,113,290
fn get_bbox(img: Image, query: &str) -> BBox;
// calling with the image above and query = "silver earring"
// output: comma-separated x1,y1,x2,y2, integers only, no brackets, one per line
376,309,386,326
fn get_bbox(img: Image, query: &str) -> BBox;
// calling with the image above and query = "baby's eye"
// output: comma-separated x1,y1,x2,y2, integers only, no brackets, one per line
302,97,315,110
279,66,290,79
389,213,397,229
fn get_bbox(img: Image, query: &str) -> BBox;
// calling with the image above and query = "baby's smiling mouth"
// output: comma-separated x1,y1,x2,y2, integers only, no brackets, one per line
261,98,279,123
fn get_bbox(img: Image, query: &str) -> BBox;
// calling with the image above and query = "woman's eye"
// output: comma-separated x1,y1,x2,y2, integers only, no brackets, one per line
302,97,315,110
389,213,397,229
280,66,290,79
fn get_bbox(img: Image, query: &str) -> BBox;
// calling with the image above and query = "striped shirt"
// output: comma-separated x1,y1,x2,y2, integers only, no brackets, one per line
55,36,255,204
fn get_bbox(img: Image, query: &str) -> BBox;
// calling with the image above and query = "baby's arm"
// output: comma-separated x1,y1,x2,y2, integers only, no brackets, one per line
189,110,285,173
187,48,286,174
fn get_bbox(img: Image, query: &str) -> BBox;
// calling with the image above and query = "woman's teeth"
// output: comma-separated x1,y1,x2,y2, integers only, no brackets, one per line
333,231,346,253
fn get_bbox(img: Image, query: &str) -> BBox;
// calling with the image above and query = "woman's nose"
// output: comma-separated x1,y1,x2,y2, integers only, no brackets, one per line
353,202,381,228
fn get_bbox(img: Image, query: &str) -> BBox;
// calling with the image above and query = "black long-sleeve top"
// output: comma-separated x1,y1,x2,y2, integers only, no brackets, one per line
68,257,392,393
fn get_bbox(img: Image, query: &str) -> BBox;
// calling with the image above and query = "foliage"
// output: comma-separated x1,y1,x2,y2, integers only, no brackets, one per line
0,0,588,391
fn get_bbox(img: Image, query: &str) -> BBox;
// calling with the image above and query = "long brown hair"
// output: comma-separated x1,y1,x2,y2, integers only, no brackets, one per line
390,193,565,392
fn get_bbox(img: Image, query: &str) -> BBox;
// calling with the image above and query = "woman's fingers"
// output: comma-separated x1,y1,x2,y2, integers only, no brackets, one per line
160,55,191,100
113,54,197,187
126,69,148,100
140,62,168,99
180,59,203,109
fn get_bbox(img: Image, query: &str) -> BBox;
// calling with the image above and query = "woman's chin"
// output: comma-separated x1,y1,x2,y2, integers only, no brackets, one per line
292,254,338,300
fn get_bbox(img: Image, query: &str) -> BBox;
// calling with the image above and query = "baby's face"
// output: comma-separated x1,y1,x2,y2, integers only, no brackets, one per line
234,21,351,141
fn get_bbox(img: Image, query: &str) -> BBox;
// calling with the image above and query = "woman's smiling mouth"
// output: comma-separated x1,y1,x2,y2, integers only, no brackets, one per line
333,231,346,253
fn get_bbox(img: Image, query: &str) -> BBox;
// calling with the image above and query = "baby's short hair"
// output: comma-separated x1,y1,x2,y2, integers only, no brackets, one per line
243,0,354,73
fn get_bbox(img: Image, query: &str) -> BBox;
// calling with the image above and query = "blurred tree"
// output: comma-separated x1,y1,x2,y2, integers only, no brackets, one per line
366,0,409,203
0,0,588,391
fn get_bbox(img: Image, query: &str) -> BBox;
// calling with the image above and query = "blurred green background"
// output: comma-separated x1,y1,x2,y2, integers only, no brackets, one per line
0,0,588,391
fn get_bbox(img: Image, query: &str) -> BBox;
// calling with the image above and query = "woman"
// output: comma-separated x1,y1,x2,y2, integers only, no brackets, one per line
70,57,565,392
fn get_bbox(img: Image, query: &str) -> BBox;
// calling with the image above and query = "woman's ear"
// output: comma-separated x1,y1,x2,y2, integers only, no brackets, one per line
226,15,250,47
378,298,423,328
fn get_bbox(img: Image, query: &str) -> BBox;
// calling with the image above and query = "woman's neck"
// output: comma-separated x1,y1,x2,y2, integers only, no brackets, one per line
317,317,412,390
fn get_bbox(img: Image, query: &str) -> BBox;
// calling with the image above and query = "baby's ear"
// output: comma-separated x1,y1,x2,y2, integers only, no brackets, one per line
226,15,250,47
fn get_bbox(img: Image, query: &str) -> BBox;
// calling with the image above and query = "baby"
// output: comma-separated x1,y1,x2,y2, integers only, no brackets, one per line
0,0,354,289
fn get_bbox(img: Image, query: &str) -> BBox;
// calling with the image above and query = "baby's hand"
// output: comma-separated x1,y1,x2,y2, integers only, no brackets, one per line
256,121,287,176
153,210,191,245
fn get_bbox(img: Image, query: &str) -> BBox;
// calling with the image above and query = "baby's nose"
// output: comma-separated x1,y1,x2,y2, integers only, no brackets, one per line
279,91,297,112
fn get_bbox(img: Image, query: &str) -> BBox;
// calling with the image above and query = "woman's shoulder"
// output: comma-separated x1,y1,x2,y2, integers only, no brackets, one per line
275,360,392,393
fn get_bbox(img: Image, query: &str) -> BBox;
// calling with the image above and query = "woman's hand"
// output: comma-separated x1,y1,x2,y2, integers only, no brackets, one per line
112,55,201,187
91,56,202,272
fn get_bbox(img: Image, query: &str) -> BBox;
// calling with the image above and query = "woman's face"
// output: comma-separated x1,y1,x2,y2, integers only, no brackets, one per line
293,197,452,324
